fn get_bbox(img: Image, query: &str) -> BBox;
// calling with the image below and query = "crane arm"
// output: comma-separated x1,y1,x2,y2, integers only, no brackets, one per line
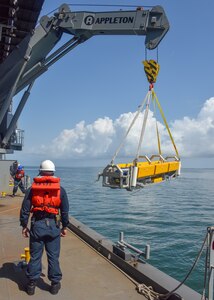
0,3,169,151
16,4,169,94
0,4,169,99
51,4,169,49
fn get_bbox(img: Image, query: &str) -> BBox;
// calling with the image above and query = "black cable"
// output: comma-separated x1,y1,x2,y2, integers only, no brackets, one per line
160,232,209,300
157,46,159,63
46,7,59,15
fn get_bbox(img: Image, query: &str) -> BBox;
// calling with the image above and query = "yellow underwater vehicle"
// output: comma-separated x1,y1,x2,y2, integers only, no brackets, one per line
101,155,181,191
99,60,181,191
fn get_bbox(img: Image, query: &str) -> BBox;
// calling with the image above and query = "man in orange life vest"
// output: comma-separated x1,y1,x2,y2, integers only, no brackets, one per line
12,164,25,196
20,160,69,295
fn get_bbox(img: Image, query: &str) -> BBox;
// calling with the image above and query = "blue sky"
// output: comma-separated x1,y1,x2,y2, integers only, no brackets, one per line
11,0,214,167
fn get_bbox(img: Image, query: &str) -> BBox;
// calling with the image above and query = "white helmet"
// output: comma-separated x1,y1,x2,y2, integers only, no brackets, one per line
39,160,55,172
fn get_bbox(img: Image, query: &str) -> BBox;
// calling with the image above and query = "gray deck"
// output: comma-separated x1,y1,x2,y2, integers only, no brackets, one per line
0,195,145,300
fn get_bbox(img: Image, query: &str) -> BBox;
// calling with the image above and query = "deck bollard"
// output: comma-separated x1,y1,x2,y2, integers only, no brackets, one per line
21,247,30,264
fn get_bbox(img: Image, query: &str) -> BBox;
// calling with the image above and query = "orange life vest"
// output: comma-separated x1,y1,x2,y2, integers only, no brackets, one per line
31,176,61,215
15,169,25,179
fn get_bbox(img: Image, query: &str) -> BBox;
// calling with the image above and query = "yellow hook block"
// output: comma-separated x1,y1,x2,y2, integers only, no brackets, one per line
143,60,160,83
21,247,30,263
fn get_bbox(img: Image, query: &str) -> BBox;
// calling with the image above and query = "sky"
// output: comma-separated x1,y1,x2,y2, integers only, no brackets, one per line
10,0,214,168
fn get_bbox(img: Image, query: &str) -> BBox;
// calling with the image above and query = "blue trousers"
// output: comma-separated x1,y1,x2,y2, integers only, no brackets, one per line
13,178,25,195
26,218,62,283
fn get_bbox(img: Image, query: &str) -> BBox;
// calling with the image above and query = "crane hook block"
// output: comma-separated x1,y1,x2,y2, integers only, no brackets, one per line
143,60,160,83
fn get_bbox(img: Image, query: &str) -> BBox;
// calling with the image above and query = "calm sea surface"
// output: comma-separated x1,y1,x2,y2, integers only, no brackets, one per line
25,167,214,294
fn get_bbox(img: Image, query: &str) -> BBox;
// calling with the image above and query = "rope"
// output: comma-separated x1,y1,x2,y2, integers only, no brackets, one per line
135,91,151,161
71,220,208,300
137,232,208,300
111,87,179,165
110,91,150,164
152,90,180,158
137,284,161,299
152,92,162,156
161,232,208,299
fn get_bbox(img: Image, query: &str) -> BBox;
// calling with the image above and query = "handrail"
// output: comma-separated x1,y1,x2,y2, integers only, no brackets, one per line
165,156,180,161
150,154,166,162
137,155,151,163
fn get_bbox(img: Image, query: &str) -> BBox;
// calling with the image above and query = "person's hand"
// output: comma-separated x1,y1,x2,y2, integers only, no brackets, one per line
22,227,30,238
61,228,67,237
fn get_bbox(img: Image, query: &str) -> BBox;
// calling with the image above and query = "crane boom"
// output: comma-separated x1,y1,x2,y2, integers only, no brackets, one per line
52,4,169,47
0,3,169,154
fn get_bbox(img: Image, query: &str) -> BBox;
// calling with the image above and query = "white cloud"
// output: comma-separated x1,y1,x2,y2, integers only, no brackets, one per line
35,97,214,161
172,97,214,157
42,117,115,158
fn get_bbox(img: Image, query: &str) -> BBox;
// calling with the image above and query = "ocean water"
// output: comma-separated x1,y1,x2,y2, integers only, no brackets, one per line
25,167,214,294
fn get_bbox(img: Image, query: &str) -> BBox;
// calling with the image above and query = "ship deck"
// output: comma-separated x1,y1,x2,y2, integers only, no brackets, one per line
0,195,145,300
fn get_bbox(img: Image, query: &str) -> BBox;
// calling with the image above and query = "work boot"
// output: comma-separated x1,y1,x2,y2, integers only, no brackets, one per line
26,280,36,295
50,282,61,295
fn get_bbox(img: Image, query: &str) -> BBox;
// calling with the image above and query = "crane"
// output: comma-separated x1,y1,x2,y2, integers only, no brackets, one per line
0,3,169,157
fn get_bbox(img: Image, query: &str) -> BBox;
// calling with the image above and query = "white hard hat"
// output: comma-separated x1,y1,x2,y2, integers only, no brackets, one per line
39,160,55,172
